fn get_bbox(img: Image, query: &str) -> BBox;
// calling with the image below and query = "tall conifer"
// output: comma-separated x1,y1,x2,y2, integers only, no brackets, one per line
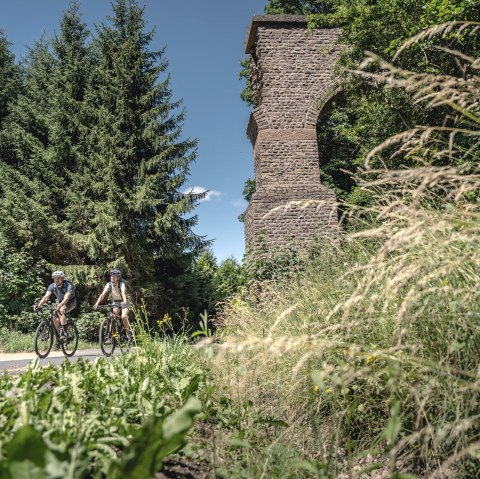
0,38,58,255
85,0,205,286
49,2,93,264
0,31,20,127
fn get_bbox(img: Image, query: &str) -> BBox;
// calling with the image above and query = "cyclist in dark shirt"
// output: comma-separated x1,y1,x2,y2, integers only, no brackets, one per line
34,271,76,342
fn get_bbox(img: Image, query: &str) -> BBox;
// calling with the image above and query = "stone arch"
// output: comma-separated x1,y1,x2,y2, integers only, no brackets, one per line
305,88,344,128
243,15,343,253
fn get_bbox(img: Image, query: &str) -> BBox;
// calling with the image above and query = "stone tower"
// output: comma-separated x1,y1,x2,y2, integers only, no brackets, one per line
244,15,342,253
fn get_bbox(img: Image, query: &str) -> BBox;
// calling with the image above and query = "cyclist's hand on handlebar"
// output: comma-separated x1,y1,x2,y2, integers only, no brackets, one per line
33,304,38,312
93,304,98,310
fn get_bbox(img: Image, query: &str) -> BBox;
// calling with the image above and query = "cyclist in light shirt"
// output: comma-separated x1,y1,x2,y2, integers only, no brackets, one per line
93,269,132,340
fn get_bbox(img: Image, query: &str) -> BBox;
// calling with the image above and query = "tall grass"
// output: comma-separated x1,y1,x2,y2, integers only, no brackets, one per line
202,24,480,478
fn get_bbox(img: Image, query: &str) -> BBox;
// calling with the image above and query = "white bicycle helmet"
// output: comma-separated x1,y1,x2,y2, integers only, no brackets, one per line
52,270,65,278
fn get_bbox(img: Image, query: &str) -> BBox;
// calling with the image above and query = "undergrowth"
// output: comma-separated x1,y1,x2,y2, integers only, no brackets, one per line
196,23,480,478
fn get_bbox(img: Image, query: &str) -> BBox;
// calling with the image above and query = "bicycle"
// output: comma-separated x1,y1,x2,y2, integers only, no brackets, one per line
34,303,79,358
97,303,133,357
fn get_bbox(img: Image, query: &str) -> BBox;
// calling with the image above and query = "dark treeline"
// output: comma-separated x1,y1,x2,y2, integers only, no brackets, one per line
0,0,233,329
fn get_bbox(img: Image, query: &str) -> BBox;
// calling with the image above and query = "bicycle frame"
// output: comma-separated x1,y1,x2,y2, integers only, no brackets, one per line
97,303,131,356
34,303,78,358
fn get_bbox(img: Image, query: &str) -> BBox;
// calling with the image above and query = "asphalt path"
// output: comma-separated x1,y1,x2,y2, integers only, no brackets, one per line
0,349,110,372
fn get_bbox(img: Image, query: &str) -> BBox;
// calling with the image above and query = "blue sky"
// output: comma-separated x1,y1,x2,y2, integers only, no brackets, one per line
1,0,266,262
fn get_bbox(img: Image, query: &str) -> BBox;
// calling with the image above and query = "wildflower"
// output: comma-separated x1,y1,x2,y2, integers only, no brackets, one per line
313,385,319,393
325,387,332,394
366,355,374,365
157,313,172,327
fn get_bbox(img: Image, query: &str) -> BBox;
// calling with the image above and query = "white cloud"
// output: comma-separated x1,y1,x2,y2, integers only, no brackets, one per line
183,186,224,202
232,199,248,209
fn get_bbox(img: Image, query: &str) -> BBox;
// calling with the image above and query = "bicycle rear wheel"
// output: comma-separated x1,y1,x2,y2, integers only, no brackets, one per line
34,321,53,358
99,317,116,357
118,331,133,353
61,321,79,357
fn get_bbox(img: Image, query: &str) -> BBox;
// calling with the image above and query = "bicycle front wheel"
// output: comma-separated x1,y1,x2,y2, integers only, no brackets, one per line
99,317,116,357
34,321,53,358
61,321,79,357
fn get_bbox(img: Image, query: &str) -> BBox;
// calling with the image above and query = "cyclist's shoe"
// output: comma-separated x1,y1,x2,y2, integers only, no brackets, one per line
125,332,133,342
104,337,113,345
53,341,61,351
59,329,68,343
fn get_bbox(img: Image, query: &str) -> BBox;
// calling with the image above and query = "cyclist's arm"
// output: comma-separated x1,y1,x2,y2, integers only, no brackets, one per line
35,291,52,310
93,285,109,309
120,283,127,304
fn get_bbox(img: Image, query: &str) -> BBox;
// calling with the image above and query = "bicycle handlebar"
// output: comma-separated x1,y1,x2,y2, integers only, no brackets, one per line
34,303,58,313
94,304,122,311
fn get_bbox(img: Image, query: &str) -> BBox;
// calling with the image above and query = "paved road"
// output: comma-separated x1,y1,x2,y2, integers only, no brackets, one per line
0,349,107,372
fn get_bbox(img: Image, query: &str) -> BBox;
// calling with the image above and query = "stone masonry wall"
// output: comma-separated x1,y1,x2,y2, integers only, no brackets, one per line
244,16,342,252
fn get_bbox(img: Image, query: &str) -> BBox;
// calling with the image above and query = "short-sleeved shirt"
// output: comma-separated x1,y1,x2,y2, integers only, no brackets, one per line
47,280,76,302
103,281,126,301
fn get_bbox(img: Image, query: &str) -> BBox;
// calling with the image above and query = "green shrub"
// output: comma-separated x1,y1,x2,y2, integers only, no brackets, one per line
0,327,33,353
0,236,45,327
75,311,103,342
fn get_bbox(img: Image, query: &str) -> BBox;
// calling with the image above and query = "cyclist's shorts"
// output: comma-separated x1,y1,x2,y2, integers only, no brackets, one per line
63,299,76,314
113,300,130,311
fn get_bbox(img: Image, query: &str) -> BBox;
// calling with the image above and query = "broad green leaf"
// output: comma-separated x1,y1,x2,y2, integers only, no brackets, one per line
5,425,47,468
9,461,46,479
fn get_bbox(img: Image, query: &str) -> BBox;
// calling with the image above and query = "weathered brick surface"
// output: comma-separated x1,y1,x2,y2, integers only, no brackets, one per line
244,16,341,252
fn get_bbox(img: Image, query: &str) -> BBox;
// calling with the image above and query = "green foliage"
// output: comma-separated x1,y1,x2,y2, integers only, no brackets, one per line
192,250,246,315
215,27,480,477
265,0,336,15
0,328,34,353
237,178,255,222
0,30,21,126
259,0,480,211
214,257,246,300
239,58,254,106
0,235,45,325
108,397,201,479
245,239,304,283
82,0,204,275
0,339,206,477
74,311,103,342
0,0,206,321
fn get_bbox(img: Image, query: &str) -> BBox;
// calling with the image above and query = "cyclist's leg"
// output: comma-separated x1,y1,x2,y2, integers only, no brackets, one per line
52,310,61,330
121,305,131,334
59,300,76,337
52,310,62,348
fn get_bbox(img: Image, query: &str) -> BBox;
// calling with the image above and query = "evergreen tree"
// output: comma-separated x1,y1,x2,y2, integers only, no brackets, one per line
0,38,58,255
0,3,93,265
49,1,93,265
0,30,21,127
82,0,205,312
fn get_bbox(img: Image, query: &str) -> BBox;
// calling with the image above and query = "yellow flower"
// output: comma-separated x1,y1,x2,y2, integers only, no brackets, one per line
325,387,332,394
157,313,172,327
313,385,319,393
366,355,374,365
